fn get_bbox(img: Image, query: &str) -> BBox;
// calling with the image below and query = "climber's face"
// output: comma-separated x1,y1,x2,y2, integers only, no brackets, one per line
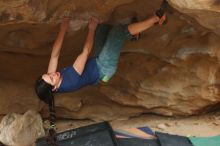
42,72,61,90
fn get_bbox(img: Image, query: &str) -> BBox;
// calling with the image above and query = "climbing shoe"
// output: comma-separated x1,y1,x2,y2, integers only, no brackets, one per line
155,0,168,25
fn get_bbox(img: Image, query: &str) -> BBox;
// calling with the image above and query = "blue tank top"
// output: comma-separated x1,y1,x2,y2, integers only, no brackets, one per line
57,58,100,93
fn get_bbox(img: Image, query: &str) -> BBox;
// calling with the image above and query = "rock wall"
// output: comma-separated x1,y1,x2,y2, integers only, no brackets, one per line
169,0,220,35
0,110,45,146
0,0,220,121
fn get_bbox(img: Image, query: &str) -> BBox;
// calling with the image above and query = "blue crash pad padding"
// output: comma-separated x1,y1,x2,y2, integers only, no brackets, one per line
190,135,220,146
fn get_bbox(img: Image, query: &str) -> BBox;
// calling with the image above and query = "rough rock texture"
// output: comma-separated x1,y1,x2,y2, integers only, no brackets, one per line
0,110,45,146
0,0,220,121
169,0,220,35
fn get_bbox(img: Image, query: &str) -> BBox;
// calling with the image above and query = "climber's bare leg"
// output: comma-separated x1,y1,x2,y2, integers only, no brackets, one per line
128,15,166,35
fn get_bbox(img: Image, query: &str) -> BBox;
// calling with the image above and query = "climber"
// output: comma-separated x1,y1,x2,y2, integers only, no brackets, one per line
34,1,168,144
35,12,167,103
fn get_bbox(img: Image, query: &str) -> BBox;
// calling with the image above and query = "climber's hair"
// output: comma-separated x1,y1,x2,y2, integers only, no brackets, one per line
35,76,57,145
35,76,53,104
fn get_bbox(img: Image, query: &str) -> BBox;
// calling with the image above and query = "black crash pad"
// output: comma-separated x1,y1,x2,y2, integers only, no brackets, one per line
36,122,118,146
118,138,160,146
156,132,193,146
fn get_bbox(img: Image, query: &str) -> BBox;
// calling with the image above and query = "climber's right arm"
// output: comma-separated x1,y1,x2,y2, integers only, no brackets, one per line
47,17,69,73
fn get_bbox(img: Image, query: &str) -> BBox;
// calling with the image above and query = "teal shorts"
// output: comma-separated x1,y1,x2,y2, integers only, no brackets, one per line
94,24,132,82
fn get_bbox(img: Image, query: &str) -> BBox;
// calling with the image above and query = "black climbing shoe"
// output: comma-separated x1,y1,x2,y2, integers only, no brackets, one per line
156,0,168,18
155,0,168,25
